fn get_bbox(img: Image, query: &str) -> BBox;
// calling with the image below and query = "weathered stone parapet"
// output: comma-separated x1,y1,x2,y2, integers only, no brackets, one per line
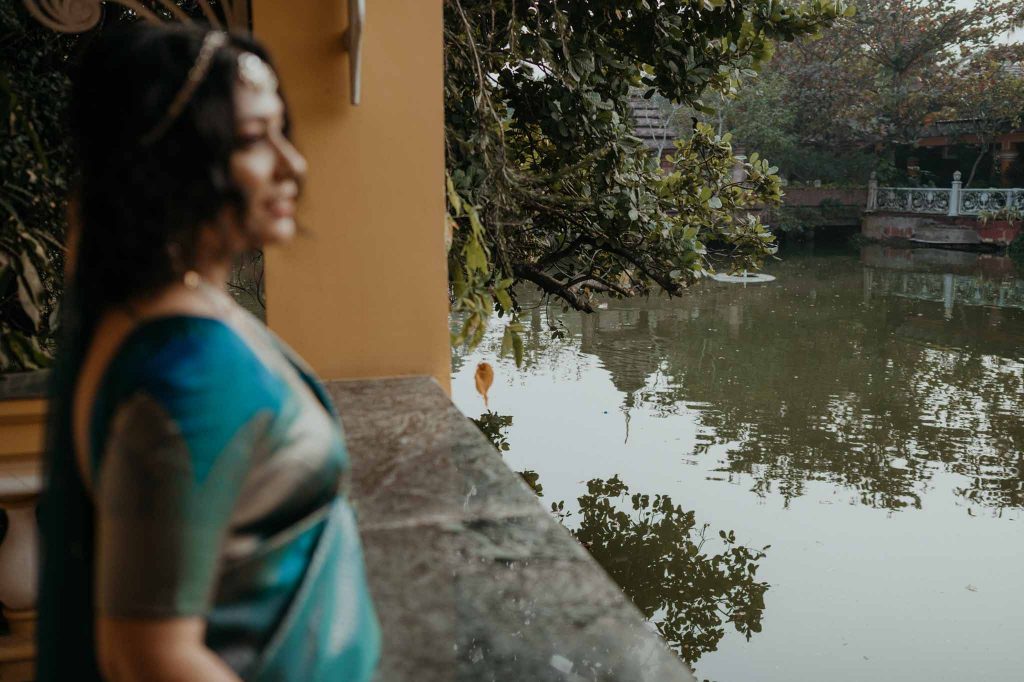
330,377,695,682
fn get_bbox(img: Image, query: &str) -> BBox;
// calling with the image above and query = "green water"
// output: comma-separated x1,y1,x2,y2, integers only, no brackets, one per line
452,244,1024,682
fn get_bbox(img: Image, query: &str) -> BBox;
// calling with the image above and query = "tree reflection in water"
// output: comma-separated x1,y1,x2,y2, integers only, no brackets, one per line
456,247,1024,513
471,413,769,667
564,475,769,666
471,410,513,452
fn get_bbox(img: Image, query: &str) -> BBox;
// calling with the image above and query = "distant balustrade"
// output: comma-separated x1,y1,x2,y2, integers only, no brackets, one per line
960,187,1024,215
867,171,1024,218
874,187,952,214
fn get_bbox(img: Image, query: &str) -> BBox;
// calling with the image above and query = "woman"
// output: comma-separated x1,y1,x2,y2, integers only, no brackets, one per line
38,24,380,681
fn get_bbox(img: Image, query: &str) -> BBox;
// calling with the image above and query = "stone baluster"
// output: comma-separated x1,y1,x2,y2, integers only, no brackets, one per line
867,171,878,212
0,469,40,682
949,171,962,217
0,393,44,682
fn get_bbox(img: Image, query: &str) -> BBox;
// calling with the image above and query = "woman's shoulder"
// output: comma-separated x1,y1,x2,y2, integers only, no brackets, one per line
106,315,285,414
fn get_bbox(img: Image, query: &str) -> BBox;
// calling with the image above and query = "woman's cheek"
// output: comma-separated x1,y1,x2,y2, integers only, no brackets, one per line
232,149,275,193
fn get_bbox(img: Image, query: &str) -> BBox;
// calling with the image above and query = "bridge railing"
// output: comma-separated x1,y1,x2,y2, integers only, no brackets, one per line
867,171,1024,217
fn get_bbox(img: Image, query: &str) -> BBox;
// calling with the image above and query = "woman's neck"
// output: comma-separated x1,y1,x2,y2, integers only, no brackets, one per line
190,258,232,291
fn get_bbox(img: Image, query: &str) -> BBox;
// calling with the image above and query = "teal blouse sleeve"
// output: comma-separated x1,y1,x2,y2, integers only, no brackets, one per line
92,318,285,618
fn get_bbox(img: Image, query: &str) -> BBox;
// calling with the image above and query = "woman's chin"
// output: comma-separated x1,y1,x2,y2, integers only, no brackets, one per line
255,219,297,247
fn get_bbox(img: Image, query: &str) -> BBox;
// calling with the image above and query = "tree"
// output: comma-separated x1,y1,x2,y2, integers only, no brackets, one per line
766,0,1021,154
444,0,853,356
939,49,1024,187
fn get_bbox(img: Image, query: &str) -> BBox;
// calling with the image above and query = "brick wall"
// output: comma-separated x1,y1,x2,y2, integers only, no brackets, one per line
781,187,868,207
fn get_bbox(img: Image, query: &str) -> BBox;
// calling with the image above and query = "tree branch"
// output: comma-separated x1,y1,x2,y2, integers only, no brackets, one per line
513,263,595,312
580,236,683,296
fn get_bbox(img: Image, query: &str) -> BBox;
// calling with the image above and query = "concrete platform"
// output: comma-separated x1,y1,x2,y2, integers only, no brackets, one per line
331,377,695,682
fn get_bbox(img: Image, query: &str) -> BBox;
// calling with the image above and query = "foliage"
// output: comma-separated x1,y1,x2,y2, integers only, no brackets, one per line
517,469,543,497
0,4,74,371
768,197,860,238
557,475,769,665
708,0,1024,187
0,1,237,372
470,409,513,452
714,69,880,184
470,409,544,493
444,0,852,359
770,0,1021,153
938,49,1024,187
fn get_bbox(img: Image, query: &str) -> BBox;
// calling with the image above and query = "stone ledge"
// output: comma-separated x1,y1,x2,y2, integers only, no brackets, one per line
0,372,48,403
329,376,694,682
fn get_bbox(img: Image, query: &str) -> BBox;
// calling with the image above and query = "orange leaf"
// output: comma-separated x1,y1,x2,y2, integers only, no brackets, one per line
475,362,494,407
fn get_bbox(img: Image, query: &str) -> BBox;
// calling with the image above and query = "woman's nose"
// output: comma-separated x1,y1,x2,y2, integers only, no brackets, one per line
275,136,308,181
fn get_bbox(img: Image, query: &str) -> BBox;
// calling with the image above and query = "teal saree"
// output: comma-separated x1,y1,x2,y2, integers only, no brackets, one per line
38,314,380,681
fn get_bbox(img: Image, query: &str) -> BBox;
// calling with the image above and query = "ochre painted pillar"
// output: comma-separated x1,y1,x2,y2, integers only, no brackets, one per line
252,0,451,391
997,140,1019,185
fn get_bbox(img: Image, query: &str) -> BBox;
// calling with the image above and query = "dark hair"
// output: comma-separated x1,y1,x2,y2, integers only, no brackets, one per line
69,23,285,318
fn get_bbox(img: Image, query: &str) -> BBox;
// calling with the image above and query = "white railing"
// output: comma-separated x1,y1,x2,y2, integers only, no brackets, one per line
960,188,1024,215
867,171,1024,217
874,186,952,214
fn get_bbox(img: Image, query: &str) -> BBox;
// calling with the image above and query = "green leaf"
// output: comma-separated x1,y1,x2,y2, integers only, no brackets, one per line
464,237,488,274
5,331,48,370
495,287,513,313
16,252,43,330
446,175,463,215
512,333,524,367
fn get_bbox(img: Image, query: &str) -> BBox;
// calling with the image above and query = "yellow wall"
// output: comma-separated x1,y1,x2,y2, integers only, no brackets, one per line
0,400,46,463
252,0,452,392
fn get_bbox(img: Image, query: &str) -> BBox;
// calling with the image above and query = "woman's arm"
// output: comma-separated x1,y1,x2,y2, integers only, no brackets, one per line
97,617,240,682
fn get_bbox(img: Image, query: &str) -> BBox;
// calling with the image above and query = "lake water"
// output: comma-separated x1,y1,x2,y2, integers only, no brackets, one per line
451,244,1024,682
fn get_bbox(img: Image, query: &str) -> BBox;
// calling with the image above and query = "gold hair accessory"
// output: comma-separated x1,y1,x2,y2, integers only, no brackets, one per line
141,30,229,146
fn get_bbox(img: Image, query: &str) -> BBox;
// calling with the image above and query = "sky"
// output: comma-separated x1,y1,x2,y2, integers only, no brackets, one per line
955,0,1024,43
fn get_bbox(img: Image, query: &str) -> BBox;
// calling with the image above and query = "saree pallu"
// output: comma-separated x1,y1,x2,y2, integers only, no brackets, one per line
227,497,380,681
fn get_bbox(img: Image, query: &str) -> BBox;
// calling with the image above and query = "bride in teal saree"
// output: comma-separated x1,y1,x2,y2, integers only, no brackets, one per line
39,24,379,681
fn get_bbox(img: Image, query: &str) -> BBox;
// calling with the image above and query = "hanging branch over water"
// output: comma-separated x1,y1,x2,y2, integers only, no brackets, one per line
443,0,853,359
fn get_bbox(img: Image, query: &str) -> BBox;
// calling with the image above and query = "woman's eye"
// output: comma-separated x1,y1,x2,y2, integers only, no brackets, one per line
236,133,268,148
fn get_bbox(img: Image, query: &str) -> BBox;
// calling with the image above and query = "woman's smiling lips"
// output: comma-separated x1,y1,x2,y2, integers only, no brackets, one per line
267,197,295,218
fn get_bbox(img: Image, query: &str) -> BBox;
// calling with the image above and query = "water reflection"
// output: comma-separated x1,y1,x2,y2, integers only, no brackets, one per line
470,413,770,666
453,245,1024,682
565,475,769,666
471,411,513,453
455,246,1024,513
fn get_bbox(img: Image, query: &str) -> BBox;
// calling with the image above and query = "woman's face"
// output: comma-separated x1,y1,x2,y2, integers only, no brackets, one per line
229,74,307,248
